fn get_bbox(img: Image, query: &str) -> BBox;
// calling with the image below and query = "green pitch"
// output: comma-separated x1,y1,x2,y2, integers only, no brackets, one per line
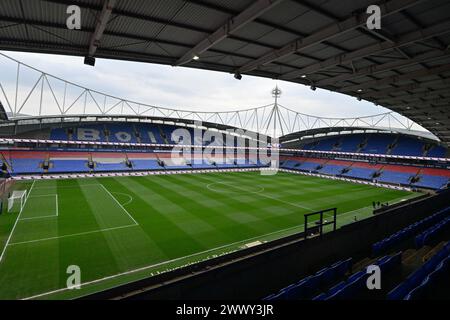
0,171,418,299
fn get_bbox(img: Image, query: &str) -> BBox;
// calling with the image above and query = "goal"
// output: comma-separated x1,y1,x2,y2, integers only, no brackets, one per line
8,190,27,213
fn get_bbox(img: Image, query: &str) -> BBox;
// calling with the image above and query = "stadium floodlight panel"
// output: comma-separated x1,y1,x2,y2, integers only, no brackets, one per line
84,56,96,66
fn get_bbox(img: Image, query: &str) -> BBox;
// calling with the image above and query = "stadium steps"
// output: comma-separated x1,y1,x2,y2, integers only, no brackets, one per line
0,153,12,172
356,137,368,153
87,153,96,172
131,124,141,143
103,124,110,143
386,136,399,155
387,241,450,300
42,153,51,173
158,126,169,144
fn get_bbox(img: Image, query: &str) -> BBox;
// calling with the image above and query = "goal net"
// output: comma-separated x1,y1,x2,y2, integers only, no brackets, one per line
8,190,27,213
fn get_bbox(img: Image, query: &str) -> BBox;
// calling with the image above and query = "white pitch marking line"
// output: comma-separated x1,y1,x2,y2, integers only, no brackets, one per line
31,184,102,190
111,192,133,206
8,224,138,246
28,194,58,198
0,179,35,263
98,184,138,226
55,194,59,217
22,220,316,300
19,215,57,221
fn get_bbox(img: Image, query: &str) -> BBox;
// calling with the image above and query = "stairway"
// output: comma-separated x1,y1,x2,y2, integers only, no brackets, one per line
42,153,51,173
158,126,169,144
103,124,110,143
133,124,141,143
356,137,368,153
87,153,95,172
386,136,399,155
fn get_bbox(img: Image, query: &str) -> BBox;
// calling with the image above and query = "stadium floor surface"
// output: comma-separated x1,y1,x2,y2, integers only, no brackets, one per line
0,171,418,299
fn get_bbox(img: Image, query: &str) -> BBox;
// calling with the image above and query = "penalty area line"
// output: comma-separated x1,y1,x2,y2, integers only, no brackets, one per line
8,224,138,246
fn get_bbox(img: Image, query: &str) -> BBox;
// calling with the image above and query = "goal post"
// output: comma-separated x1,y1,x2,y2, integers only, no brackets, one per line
8,190,27,213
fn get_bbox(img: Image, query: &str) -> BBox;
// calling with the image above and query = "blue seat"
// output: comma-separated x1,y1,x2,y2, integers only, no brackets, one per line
283,278,312,300
404,283,426,300
317,267,336,287
312,292,328,301
324,281,346,300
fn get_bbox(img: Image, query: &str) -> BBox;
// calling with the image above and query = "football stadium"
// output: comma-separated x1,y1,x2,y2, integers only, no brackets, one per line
0,0,449,305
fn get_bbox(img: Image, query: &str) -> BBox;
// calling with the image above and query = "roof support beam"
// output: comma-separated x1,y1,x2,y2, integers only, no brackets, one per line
374,87,450,103
237,0,424,74
381,95,450,107
87,0,116,57
175,0,285,66
317,49,450,86
340,64,450,93
281,19,450,81
359,78,450,98
402,106,450,117
387,99,450,111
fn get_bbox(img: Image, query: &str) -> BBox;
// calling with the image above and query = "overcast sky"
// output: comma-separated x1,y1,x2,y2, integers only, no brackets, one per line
0,50,425,133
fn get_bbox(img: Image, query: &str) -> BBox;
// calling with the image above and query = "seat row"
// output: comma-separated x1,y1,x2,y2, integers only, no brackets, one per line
263,258,352,300
372,207,450,256
313,252,402,300
415,217,450,248
388,242,450,300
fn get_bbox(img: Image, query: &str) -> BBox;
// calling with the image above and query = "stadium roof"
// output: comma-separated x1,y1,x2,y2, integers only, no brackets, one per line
279,126,441,144
0,0,449,145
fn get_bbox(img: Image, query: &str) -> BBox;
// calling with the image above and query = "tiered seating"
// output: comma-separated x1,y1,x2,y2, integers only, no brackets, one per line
372,207,450,256
280,160,299,169
107,124,139,143
313,253,402,300
95,162,129,171
318,164,346,175
280,157,449,190
341,167,374,180
337,135,364,152
263,258,352,300
415,217,450,248
378,171,413,185
303,136,340,151
48,160,89,173
414,175,449,189
388,242,450,300
10,159,43,174
299,133,446,157
362,134,394,154
135,124,163,144
393,136,425,156
131,159,162,170
297,161,320,171
427,145,446,158
49,123,241,147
